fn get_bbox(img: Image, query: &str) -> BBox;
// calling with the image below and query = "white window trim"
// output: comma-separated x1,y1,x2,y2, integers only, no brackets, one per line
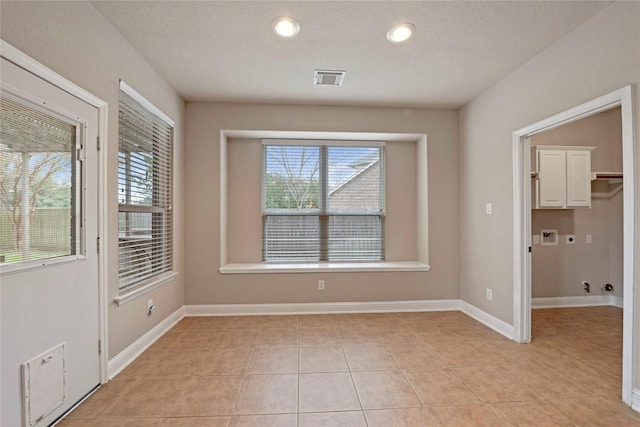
114,271,178,305
219,262,430,274
219,130,429,273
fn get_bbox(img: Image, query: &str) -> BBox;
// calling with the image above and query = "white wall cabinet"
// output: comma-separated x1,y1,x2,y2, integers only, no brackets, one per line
534,145,595,209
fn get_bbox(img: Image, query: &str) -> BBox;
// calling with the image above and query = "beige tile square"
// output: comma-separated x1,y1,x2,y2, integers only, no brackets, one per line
375,328,420,345
385,346,447,371
549,396,640,426
298,411,367,427
66,378,137,418
299,315,337,328
299,328,341,346
262,315,300,329
202,348,253,375
255,328,298,346
504,360,589,400
103,378,190,417
453,366,536,403
351,370,422,410
167,330,223,351
247,346,298,374
299,372,361,412
428,404,506,426
299,345,348,373
403,369,480,406
343,344,397,371
167,376,243,416
59,419,162,427
489,401,574,426
234,374,298,415
216,329,258,348
226,316,267,329
159,417,230,426
338,328,380,345
364,408,437,426
228,413,298,427
428,342,493,368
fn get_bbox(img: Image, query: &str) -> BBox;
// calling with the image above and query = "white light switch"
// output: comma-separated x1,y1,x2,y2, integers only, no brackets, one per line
532,235,540,245
485,203,492,215
586,234,592,244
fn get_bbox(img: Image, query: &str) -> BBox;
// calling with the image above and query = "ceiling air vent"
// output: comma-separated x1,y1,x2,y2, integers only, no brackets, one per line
314,70,346,86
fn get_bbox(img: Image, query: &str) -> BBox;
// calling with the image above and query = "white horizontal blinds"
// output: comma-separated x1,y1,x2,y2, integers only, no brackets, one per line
263,216,320,261
0,93,78,265
262,142,384,262
118,83,173,289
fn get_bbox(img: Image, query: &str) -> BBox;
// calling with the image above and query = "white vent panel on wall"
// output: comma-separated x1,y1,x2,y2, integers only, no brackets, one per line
21,342,67,427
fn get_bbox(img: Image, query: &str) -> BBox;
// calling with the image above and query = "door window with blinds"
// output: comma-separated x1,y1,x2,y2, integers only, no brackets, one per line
118,82,173,290
0,91,82,269
262,140,385,262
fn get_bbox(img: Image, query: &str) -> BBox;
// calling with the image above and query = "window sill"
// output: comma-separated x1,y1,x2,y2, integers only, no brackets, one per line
219,262,430,274
114,271,178,306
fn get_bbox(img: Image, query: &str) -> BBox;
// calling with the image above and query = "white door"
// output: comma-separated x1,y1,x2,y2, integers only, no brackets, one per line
1,57,100,427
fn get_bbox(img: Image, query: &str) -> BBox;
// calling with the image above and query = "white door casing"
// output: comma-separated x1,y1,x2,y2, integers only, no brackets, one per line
512,86,637,407
1,44,107,427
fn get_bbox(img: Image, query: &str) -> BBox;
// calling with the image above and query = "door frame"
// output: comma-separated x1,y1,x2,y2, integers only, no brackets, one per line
512,86,636,406
0,39,109,385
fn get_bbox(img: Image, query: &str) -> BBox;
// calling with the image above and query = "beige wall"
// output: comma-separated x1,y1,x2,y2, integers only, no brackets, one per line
186,103,459,304
458,0,639,383
531,109,623,299
0,1,186,360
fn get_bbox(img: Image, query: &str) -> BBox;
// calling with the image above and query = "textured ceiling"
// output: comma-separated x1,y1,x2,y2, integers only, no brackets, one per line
91,1,611,108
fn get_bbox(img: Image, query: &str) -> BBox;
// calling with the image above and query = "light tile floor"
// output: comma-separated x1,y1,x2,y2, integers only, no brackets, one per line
59,307,640,426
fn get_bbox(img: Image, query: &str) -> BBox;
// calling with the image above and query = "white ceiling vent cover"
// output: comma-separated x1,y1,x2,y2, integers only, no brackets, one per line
314,70,346,86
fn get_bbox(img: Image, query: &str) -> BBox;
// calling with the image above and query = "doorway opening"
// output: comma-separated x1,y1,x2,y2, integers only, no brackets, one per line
512,86,636,406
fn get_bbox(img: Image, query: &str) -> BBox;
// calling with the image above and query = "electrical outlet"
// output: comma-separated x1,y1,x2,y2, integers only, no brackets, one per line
485,203,492,215
486,288,493,301
147,299,155,316
318,280,325,291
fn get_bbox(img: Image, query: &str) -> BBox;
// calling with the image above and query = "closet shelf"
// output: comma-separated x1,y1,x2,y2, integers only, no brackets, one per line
591,172,623,184
592,172,623,179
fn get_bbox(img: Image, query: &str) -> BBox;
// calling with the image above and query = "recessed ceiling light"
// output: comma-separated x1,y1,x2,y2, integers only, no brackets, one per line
272,16,300,38
387,23,415,43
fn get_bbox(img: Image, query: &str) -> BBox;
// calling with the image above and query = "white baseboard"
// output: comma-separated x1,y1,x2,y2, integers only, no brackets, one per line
459,301,514,340
108,306,184,379
632,388,640,413
185,299,461,316
610,295,624,308
532,295,621,309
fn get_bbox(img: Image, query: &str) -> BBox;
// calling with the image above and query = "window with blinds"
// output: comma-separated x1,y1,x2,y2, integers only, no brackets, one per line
262,141,385,262
0,92,80,266
118,82,173,290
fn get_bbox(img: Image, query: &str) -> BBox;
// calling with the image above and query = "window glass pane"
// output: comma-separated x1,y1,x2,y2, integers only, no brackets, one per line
328,146,382,213
264,145,320,212
262,142,384,263
329,215,383,261
0,94,78,265
263,215,319,261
